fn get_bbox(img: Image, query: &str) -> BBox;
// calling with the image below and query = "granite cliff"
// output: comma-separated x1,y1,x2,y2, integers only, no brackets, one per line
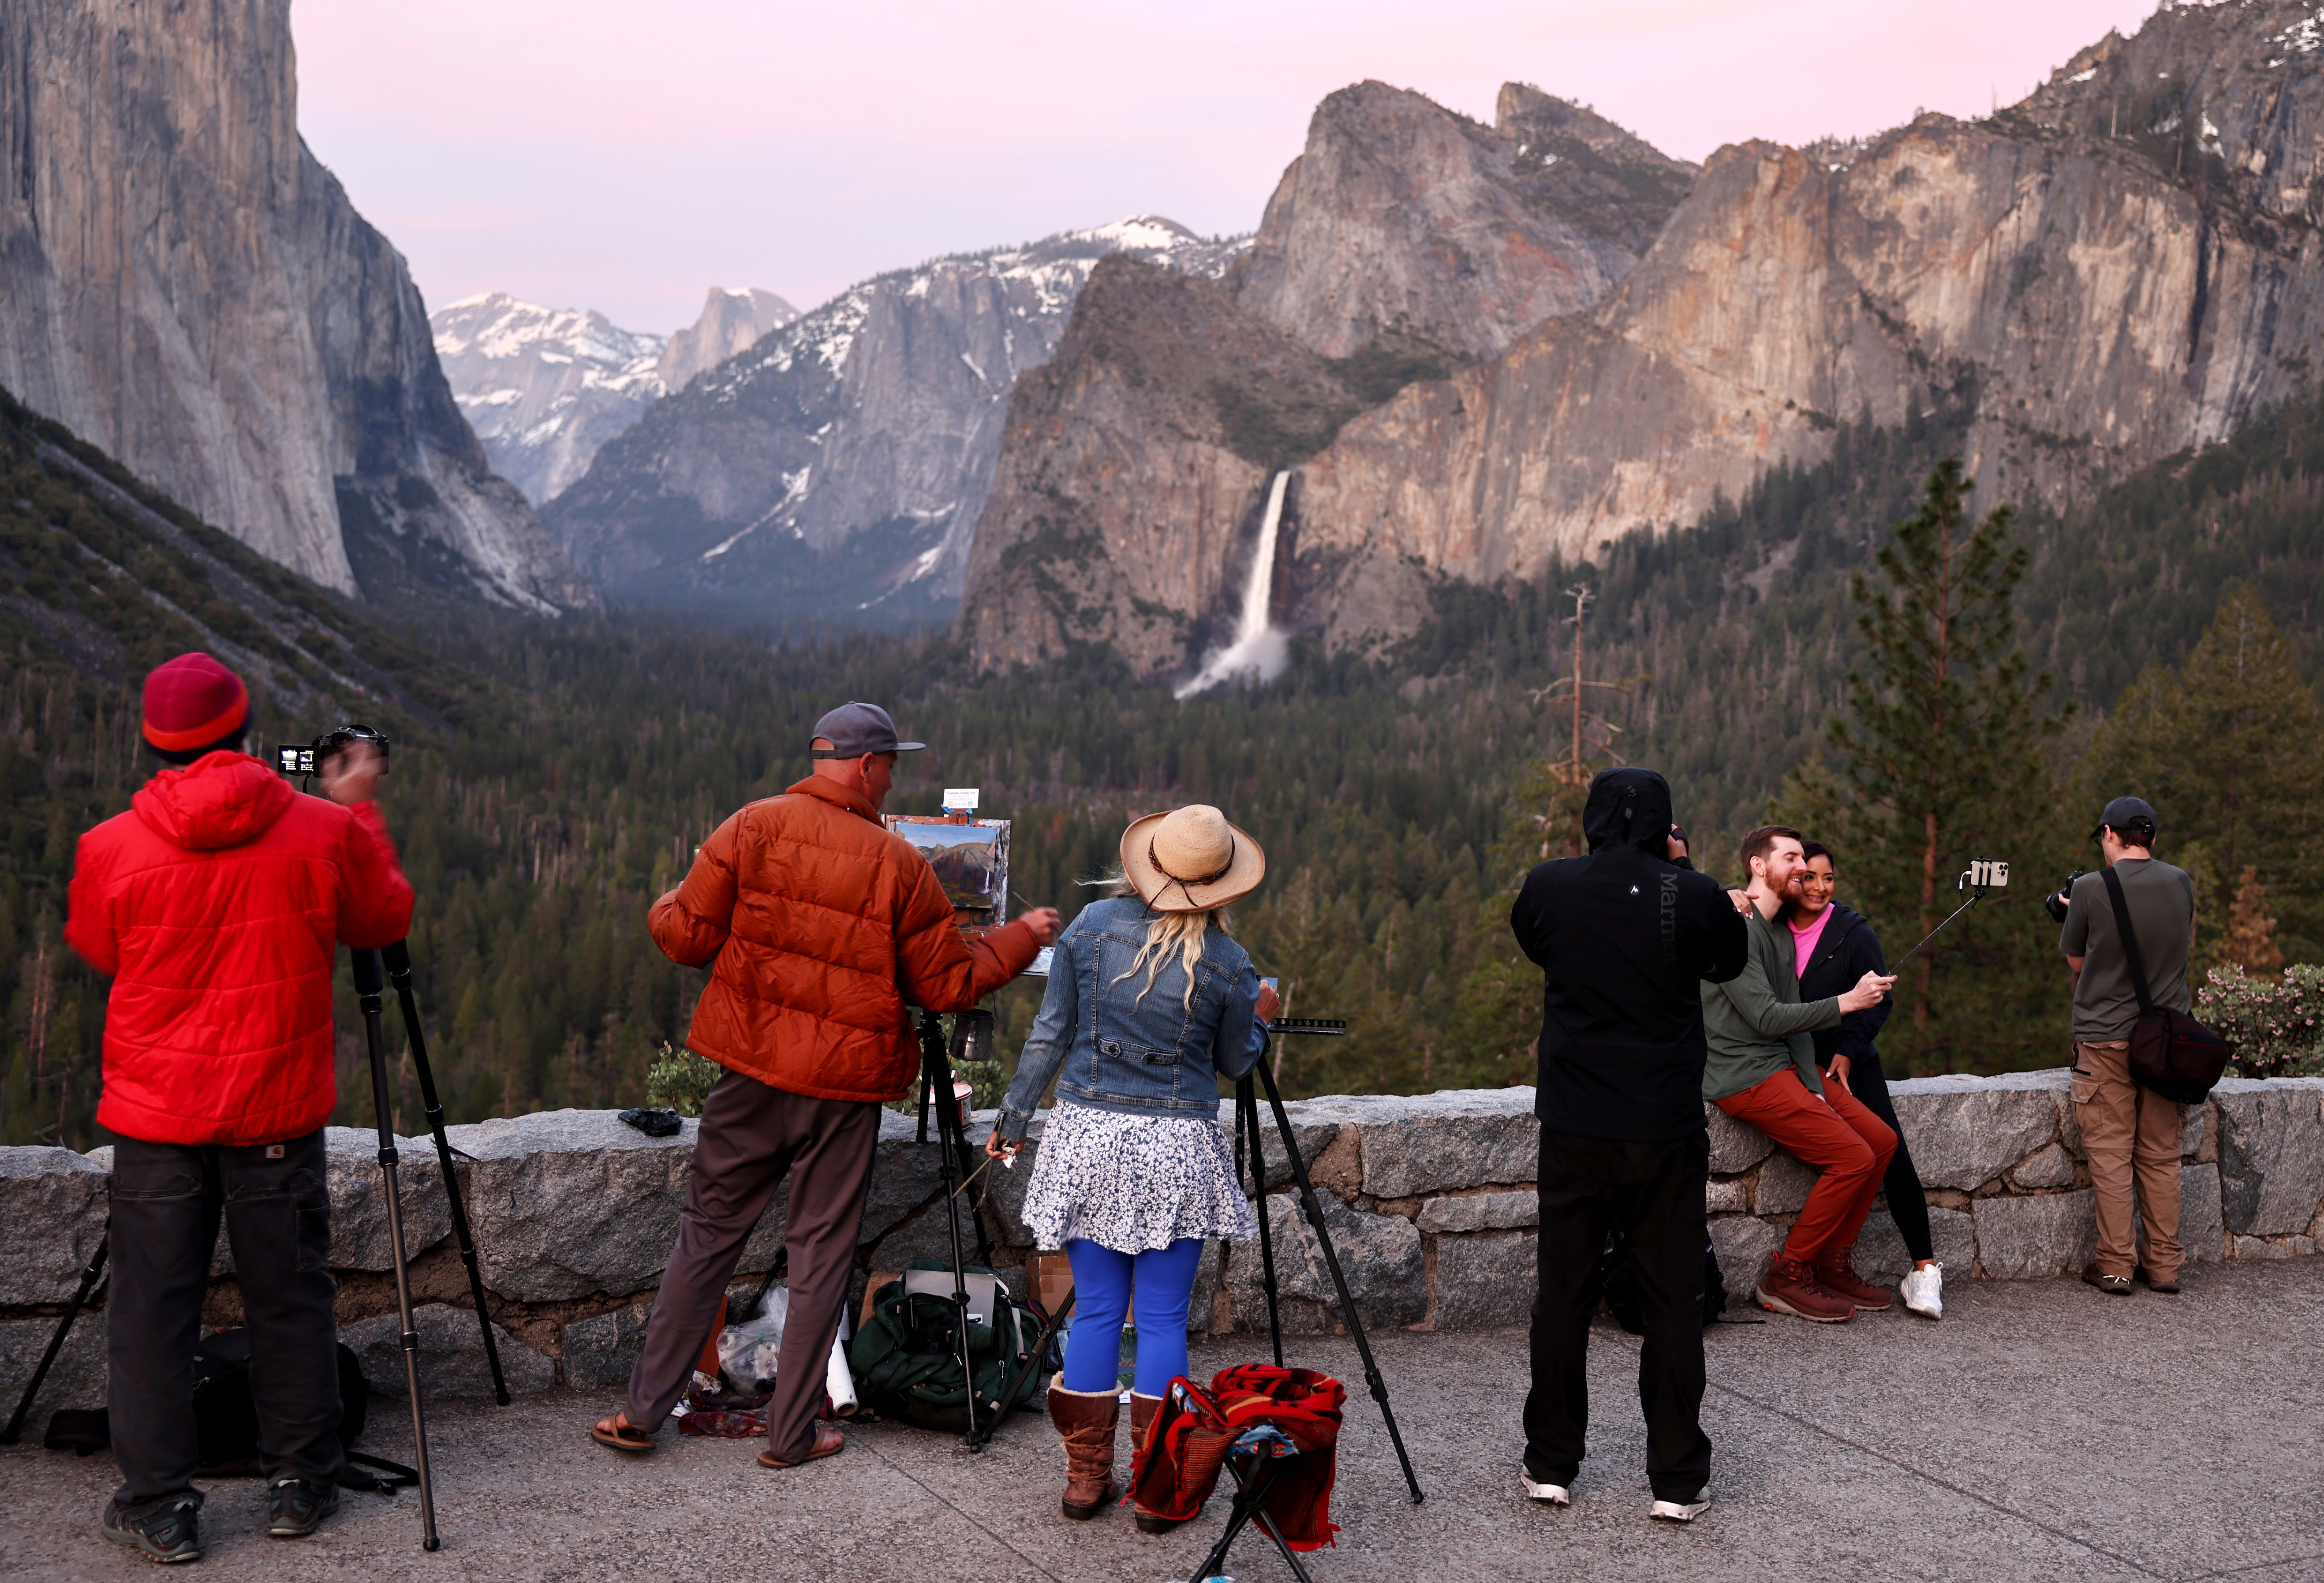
544,219,1244,624
968,3,2324,672
1228,80,1696,362
0,0,594,612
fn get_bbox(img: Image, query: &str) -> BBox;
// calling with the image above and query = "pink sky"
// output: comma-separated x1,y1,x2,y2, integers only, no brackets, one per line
294,0,2164,334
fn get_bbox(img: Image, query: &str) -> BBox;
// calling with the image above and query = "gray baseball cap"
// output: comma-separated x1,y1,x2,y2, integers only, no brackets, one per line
2092,795,2158,840
810,701,925,758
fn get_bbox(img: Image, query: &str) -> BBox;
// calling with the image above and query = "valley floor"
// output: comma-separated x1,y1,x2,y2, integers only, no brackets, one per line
5,1259,2319,1583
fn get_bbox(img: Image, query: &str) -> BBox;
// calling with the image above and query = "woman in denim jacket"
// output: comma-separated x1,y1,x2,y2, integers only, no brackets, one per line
987,805,1278,1530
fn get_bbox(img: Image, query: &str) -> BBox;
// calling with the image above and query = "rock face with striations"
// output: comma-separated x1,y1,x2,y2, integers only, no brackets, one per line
1289,1,2324,646
0,0,594,612
957,257,1363,674
1228,81,1696,362
545,219,1244,625
657,287,799,394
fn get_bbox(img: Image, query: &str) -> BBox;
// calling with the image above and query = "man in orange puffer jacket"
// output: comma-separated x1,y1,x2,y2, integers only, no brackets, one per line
590,701,1058,1471
65,652,413,1562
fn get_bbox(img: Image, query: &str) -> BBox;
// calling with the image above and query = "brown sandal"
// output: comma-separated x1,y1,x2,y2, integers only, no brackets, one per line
758,1421,845,1468
591,1413,656,1454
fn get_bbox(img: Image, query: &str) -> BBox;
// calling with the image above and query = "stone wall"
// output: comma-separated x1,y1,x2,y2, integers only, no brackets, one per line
4,1072,2320,1414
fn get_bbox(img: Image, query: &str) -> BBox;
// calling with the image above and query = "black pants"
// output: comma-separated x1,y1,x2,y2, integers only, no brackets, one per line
108,1130,344,1514
1816,1050,1933,1262
1524,1128,1711,1503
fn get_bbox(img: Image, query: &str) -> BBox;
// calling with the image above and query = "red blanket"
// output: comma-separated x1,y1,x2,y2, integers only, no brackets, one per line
1129,1366,1345,1550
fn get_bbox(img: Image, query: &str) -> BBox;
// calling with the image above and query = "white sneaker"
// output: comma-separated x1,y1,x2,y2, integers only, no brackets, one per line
1650,1495,1710,1523
1521,1473,1571,1506
1900,1262,1944,1321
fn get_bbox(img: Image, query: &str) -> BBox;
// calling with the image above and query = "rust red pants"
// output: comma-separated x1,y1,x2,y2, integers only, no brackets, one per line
1716,1068,1897,1265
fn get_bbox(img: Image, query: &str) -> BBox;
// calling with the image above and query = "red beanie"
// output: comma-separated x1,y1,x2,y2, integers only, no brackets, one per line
142,652,250,752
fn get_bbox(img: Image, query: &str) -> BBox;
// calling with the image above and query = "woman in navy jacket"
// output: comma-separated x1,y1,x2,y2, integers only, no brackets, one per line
1792,842,1943,1320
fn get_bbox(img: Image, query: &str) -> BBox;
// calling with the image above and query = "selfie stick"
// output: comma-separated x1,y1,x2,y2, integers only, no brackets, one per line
1,1228,107,1445
352,948,440,1550
1236,1021,1426,1505
1888,861,2010,973
380,941,509,1407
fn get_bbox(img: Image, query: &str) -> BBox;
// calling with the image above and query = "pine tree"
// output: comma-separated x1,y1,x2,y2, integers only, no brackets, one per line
1781,459,2070,1071
2223,867,2286,973
2067,587,2324,961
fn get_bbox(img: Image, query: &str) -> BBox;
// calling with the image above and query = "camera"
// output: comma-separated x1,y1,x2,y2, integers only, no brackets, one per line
276,724,392,779
2044,870,2085,925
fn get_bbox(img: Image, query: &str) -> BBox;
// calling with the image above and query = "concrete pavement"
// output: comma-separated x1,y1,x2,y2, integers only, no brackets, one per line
5,1258,2320,1582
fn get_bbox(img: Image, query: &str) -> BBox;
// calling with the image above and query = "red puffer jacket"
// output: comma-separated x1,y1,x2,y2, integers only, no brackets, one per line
65,752,415,1145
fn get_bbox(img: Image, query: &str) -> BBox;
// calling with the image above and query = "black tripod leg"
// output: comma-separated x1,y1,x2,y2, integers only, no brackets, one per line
943,1014,997,1265
919,1012,981,1451
1255,1059,1425,1504
1239,1077,1284,1367
354,949,441,1549
2,1232,107,1445
381,941,508,1408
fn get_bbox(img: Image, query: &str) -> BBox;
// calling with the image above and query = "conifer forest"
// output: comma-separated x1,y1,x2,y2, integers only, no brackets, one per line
1,381,2320,1150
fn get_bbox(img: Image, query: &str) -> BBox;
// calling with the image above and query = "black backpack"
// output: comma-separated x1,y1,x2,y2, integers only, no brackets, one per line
846,1261,1054,1431
43,1329,415,1492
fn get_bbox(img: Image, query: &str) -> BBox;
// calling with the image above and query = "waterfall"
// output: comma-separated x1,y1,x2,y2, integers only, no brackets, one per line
1175,469,1291,698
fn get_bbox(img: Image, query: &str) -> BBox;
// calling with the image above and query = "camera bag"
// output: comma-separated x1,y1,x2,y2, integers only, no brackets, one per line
40,1329,416,1492
2100,867,2233,1103
845,1259,1052,1432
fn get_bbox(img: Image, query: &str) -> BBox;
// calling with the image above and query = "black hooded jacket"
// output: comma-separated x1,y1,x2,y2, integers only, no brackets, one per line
1509,769,1750,1141
1793,903,1891,1065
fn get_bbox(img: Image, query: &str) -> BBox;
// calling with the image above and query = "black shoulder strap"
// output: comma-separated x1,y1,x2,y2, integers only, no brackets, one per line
2099,867,2155,1016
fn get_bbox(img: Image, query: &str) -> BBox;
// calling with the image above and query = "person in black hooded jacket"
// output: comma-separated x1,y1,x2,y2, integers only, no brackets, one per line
1508,767,1748,1524
1790,841,1943,1319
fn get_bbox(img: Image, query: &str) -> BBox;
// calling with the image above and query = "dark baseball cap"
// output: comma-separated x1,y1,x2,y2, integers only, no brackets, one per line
809,701,924,758
2092,795,2158,840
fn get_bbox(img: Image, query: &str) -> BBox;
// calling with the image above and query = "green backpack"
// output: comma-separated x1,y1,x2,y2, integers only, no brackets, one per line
847,1261,1054,1431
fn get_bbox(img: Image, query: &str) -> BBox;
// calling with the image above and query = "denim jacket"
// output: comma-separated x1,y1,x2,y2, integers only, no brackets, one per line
994,896,1267,1140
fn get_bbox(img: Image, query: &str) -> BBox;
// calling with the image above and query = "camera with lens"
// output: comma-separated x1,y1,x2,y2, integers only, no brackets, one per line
276,723,392,779
2044,870,2086,925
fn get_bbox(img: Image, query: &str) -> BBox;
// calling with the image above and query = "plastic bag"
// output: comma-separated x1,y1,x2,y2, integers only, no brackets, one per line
717,1288,790,1393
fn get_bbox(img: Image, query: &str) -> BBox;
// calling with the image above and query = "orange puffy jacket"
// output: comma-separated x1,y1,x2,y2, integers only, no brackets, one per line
650,774,1039,1102
65,751,415,1146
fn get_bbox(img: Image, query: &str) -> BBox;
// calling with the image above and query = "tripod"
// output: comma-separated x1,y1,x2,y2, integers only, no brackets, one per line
380,941,509,1406
911,1008,995,1450
0,1229,106,1446
351,948,440,1550
1229,1020,1424,1502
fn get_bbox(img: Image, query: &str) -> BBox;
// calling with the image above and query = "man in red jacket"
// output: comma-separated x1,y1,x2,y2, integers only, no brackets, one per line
66,653,414,1563
589,701,1058,1471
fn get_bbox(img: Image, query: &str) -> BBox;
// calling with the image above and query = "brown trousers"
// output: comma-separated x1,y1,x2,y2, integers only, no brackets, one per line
627,1068,882,1460
2073,1039,2184,1282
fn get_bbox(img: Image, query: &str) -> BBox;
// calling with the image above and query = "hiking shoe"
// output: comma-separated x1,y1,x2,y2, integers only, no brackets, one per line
2135,1266,2181,1295
2081,1264,2133,1296
265,1477,339,1538
1521,1471,1571,1506
102,1498,202,1564
1812,1247,1896,1313
1755,1255,1854,1323
1650,1494,1710,1523
1899,1262,1944,1320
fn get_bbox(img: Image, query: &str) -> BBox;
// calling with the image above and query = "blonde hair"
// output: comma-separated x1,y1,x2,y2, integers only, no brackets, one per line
1080,868,1231,1009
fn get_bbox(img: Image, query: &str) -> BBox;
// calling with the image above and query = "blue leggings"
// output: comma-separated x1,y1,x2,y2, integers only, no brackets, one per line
1059,1237,1204,1397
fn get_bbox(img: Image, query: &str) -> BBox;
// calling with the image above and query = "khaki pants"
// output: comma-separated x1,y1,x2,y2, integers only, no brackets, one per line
2072,1040,2184,1282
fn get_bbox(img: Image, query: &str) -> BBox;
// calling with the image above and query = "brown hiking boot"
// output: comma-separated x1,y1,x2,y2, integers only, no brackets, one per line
1048,1384,1120,1520
2081,1263,2133,1296
2135,1266,2181,1294
1128,1393,1179,1534
1756,1254,1855,1323
1812,1245,1896,1312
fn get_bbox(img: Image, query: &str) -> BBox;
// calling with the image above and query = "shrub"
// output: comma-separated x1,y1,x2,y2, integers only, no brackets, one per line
2198,964,2324,1078
645,1044,723,1116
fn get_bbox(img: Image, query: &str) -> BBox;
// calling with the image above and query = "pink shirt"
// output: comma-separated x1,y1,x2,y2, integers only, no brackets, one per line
1791,906,1835,980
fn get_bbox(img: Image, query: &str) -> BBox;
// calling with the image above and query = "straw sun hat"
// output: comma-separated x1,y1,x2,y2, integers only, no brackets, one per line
1119,805,1267,913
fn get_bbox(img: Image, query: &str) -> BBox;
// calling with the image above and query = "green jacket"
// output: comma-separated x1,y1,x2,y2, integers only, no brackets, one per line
1700,905,1842,1102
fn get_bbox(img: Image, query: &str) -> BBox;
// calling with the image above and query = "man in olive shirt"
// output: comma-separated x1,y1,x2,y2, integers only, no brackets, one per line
2057,796,2196,1296
1701,827,1896,1325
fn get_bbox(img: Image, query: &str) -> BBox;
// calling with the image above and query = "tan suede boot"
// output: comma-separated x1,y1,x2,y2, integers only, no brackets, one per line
1048,1384,1120,1520
1128,1392,1178,1534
